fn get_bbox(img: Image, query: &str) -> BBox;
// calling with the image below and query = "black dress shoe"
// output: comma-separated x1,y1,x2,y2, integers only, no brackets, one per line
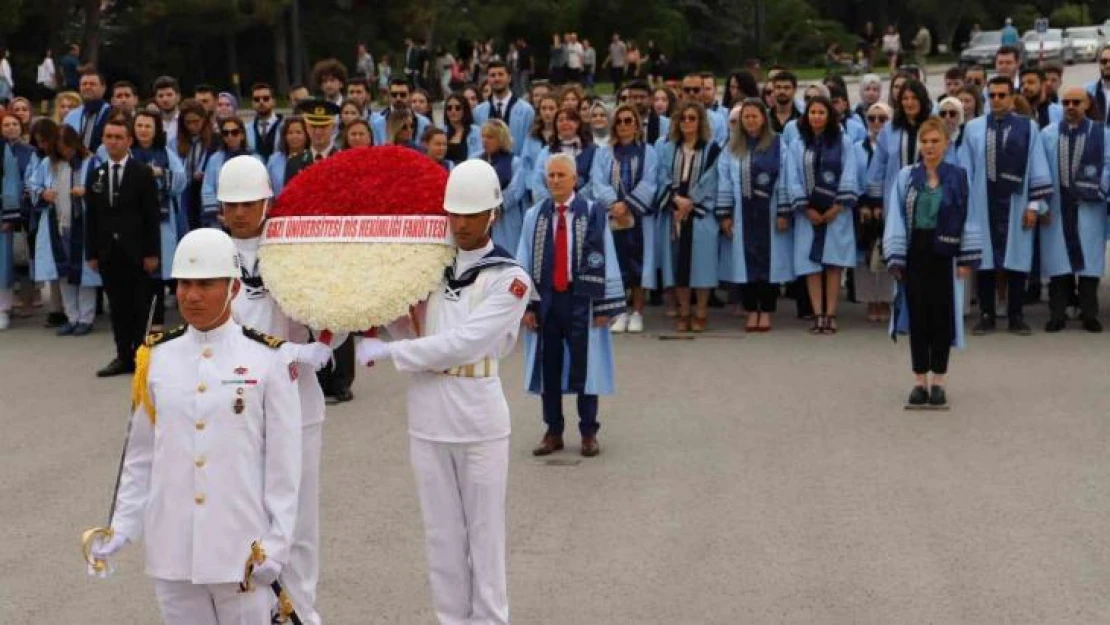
907,385,928,406
1044,318,1066,333
1082,318,1103,333
44,312,67,328
333,387,354,403
971,316,995,336
1008,318,1032,336
96,358,134,378
928,385,947,407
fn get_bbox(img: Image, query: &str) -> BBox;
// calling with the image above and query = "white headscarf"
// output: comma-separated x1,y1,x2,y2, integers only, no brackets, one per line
937,96,965,139
859,73,883,102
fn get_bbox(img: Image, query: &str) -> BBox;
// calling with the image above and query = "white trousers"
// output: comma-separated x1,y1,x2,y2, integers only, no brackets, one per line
153,579,272,625
59,281,96,325
285,421,322,625
410,436,510,625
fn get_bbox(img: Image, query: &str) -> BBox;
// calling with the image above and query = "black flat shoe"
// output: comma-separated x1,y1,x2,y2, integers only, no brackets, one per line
1044,318,1066,333
333,387,354,403
928,385,947,407
971,316,995,336
44,312,67,328
96,358,134,378
1008,318,1032,336
907,385,928,406
1082,318,1103,333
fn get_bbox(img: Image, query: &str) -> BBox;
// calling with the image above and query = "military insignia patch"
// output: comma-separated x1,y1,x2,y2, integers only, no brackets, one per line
233,397,245,415
234,366,248,375
509,278,528,299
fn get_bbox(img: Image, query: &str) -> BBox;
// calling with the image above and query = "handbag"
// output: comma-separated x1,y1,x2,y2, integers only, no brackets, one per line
10,229,29,268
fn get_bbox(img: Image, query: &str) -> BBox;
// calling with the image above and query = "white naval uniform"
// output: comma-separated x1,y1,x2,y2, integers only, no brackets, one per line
232,235,328,625
110,319,302,625
386,240,531,625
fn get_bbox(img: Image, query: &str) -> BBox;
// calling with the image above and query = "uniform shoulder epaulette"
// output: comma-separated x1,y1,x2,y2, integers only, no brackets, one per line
242,326,287,349
143,325,185,348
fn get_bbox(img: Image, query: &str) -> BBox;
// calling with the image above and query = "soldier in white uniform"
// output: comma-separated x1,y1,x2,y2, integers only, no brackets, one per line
219,155,334,625
355,159,532,625
87,228,303,625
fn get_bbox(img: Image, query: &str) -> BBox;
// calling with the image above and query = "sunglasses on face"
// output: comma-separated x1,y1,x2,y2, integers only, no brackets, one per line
221,128,241,137
681,115,699,122
445,104,462,111
1062,99,1084,107
618,95,630,102
939,110,960,118
253,96,272,103
400,124,413,131
867,115,889,123
389,91,408,99
682,87,700,94
988,92,1010,100
1100,58,1110,65
615,117,636,126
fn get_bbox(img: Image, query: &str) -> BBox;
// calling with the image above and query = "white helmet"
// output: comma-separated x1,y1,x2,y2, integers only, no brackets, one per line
217,155,273,203
443,159,503,215
171,228,241,279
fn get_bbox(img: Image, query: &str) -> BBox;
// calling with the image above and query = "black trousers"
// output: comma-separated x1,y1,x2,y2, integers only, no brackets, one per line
609,67,624,90
100,245,153,364
906,230,954,375
739,281,778,313
788,278,813,318
976,268,1026,321
1049,275,1099,321
317,335,355,395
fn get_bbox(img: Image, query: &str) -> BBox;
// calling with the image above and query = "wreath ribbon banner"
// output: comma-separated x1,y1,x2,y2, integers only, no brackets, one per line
262,215,452,245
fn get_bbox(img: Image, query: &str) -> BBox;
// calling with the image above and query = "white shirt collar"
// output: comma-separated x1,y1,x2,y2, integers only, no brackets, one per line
492,92,513,108
186,318,239,344
455,239,494,275
552,192,576,209
109,154,129,170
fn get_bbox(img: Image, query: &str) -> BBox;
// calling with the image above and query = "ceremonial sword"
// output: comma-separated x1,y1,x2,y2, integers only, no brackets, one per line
81,295,159,573
241,541,304,625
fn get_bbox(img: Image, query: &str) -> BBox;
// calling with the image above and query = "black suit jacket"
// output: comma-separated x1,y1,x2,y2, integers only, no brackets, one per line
85,158,161,265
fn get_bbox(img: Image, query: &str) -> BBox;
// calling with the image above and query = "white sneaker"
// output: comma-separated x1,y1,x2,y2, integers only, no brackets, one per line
610,313,629,333
627,311,644,333
0,312,9,330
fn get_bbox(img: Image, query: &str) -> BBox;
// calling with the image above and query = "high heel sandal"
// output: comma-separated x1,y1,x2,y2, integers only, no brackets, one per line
823,315,838,334
809,315,826,335
676,315,691,332
691,315,708,333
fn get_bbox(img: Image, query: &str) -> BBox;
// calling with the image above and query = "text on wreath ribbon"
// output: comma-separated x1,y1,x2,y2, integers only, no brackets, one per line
262,216,452,244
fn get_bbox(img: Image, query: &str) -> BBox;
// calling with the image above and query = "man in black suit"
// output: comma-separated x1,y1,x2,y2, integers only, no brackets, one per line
85,117,161,377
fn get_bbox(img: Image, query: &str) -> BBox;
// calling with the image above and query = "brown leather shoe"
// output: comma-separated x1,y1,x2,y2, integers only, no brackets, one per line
532,434,564,456
580,436,600,457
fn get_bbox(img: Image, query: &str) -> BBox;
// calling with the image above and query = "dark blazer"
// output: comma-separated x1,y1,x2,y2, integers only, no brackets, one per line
85,158,161,265
283,147,336,186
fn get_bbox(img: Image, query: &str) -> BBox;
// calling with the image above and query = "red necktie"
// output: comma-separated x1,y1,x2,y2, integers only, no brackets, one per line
554,204,569,292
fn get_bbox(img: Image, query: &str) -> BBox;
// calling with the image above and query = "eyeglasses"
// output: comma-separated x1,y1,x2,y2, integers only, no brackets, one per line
615,117,637,126
221,128,242,137
445,104,462,111
389,91,408,99
1062,99,1084,107
988,92,1010,100
682,87,700,94
680,115,699,122
1100,58,1110,65
866,115,889,123
938,110,960,118
618,95,630,102
253,96,272,103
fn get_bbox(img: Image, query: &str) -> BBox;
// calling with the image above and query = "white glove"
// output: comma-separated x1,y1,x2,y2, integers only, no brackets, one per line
251,558,282,586
282,341,333,371
87,533,128,578
355,337,392,366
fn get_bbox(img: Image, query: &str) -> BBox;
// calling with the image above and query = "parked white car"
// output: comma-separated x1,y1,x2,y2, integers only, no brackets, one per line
1022,29,1076,66
1065,26,1105,62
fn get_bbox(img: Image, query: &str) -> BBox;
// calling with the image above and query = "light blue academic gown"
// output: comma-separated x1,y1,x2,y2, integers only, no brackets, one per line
787,134,860,274
440,123,483,160
716,139,795,284
63,103,112,151
883,165,982,349
654,140,720,288
1037,122,1110,278
0,142,34,289
957,115,1053,272
589,142,660,288
520,135,547,188
370,110,431,147
28,156,101,286
201,151,264,224
473,96,536,157
473,153,528,254
529,144,597,204
266,152,292,197
245,116,285,156
779,116,865,146
517,199,622,395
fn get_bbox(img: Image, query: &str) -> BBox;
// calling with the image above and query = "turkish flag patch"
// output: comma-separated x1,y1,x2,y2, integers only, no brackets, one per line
288,362,299,381
509,278,528,299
